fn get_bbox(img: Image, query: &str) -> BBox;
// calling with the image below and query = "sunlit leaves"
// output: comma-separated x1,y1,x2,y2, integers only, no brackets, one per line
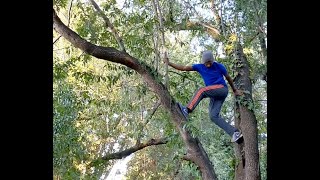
53,0,68,10
53,0,267,179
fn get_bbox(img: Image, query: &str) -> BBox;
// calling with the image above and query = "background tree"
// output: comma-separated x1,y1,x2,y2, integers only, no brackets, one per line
53,0,266,179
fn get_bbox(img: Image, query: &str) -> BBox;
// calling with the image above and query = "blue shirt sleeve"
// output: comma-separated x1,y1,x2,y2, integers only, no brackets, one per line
217,63,228,75
192,64,200,72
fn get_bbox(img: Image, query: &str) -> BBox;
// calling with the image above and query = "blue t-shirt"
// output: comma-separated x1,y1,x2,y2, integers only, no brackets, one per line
192,62,228,87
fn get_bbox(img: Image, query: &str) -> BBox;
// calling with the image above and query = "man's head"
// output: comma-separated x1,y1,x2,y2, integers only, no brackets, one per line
202,50,214,67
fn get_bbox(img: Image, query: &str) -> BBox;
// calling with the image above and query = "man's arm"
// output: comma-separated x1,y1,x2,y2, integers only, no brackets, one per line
224,74,243,96
164,58,194,71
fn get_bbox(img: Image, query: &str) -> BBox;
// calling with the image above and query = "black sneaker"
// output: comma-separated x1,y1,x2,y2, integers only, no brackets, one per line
177,103,189,120
231,131,243,143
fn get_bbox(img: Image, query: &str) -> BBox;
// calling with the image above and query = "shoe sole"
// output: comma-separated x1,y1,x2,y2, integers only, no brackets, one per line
231,133,243,143
177,103,188,120
235,136,244,144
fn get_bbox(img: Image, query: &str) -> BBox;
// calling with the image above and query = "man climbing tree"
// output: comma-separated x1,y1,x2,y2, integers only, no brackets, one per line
165,50,244,143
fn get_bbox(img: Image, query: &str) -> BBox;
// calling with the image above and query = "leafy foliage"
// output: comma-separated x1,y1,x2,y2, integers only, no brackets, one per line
53,0,266,179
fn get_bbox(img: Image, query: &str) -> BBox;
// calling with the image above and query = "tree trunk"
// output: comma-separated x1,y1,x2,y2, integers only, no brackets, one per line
177,17,262,180
53,10,217,180
233,43,261,180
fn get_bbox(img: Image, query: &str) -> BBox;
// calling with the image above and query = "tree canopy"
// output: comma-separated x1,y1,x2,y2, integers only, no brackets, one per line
53,0,266,179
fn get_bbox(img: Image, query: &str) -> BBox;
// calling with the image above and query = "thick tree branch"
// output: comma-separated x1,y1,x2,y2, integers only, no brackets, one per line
88,0,126,52
90,137,168,166
53,9,137,70
53,0,74,45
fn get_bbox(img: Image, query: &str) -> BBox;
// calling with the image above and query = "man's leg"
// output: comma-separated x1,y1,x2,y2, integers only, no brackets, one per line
186,84,224,112
207,87,237,137
177,84,224,120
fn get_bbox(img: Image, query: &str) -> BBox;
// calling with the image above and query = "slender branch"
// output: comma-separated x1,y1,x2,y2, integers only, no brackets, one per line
252,0,267,58
152,34,160,71
136,100,161,143
211,0,221,26
211,0,229,37
89,0,126,52
169,70,198,84
180,0,222,41
258,25,267,36
67,0,74,26
219,0,226,35
53,36,62,44
144,100,161,124
182,0,203,20
90,137,168,166
151,0,160,72
153,0,169,89
244,32,260,45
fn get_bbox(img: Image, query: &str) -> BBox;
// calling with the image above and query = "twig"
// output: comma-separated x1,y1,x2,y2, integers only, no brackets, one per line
136,100,161,142
89,137,168,166
169,70,198,83
89,0,126,52
153,0,169,89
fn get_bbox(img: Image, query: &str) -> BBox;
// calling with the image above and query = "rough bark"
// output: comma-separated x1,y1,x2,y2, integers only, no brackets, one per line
233,43,261,180
206,2,262,179
161,13,262,180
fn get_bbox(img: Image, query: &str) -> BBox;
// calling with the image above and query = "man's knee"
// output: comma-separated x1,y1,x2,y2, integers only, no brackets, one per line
209,114,220,120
